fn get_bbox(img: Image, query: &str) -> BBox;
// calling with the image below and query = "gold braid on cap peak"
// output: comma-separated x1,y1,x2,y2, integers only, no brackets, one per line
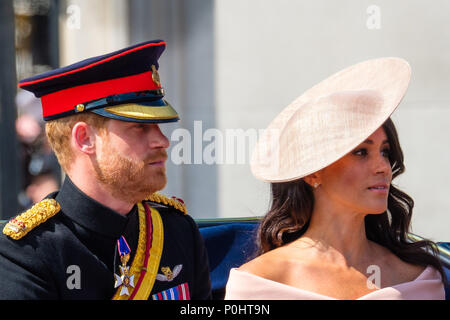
145,193,187,215
3,199,61,240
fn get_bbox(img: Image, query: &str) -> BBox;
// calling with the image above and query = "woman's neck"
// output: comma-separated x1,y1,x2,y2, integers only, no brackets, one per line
298,200,376,267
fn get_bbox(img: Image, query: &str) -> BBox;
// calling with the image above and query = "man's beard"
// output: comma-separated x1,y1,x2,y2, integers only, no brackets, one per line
92,137,167,204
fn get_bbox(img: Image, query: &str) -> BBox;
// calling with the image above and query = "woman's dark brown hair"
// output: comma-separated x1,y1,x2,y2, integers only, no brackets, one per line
257,117,447,282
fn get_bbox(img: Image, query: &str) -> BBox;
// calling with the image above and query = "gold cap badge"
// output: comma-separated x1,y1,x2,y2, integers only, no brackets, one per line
151,65,161,87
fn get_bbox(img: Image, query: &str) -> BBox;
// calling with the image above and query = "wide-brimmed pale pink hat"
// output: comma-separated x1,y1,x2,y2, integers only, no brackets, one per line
250,57,411,183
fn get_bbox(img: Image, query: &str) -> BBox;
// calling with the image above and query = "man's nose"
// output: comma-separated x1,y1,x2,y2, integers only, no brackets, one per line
148,124,170,149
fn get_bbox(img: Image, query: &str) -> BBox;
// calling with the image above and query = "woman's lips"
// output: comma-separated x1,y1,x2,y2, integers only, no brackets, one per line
368,184,389,194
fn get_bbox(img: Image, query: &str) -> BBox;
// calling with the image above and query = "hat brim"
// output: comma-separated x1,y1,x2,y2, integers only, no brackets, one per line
250,57,411,183
91,100,179,123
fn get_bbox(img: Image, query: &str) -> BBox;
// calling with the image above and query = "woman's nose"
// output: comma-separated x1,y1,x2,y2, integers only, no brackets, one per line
373,153,391,175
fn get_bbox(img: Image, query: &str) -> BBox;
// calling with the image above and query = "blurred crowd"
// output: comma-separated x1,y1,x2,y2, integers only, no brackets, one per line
15,89,60,210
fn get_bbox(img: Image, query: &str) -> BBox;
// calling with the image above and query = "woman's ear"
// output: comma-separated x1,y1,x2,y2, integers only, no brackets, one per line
303,173,322,189
72,122,96,155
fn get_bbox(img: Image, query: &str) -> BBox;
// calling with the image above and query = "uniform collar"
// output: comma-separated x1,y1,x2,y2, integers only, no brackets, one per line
55,177,134,238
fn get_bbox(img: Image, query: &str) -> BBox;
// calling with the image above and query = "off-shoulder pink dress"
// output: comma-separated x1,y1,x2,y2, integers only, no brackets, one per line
224,265,445,300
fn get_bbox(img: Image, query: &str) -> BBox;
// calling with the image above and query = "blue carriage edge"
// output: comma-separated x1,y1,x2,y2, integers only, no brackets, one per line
196,217,450,300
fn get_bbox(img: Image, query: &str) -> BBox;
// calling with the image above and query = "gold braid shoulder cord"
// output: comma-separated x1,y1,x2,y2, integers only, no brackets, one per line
3,199,60,240
146,193,187,214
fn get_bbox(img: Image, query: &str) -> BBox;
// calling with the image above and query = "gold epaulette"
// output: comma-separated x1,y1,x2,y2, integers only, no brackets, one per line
145,193,187,215
3,199,61,240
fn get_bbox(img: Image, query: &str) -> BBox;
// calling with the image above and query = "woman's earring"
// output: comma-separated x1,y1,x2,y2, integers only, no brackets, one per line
313,183,319,189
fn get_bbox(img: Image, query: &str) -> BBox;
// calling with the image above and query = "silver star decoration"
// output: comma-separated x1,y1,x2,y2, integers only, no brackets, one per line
114,266,135,296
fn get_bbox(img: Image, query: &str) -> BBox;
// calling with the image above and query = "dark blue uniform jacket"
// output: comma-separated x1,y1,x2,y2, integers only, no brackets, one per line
0,178,211,300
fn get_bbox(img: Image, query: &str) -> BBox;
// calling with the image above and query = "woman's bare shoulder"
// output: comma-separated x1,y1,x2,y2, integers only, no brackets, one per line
239,250,274,273
367,241,428,285
238,246,307,282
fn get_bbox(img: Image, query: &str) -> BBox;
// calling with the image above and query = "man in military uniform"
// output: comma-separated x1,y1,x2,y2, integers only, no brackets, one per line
0,40,212,299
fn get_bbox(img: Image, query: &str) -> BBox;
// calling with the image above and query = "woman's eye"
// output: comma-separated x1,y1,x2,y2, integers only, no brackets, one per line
353,147,391,158
353,148,367,156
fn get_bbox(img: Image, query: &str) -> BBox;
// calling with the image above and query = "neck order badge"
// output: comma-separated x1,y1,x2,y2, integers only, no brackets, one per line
112,203,164,300
114,236,134,296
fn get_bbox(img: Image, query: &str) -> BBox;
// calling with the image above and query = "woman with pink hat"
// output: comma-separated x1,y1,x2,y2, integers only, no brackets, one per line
225,58,447,300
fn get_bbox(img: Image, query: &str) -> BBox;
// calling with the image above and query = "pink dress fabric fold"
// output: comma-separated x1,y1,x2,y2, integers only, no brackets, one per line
224,265,445,300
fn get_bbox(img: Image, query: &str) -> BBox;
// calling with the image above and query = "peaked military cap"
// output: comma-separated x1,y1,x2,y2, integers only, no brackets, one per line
18,40,179,123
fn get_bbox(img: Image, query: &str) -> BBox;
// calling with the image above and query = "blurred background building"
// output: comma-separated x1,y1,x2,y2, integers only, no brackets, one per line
1,0,449,242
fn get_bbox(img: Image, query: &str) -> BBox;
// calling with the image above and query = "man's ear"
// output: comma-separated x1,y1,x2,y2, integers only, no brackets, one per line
72,122,96,155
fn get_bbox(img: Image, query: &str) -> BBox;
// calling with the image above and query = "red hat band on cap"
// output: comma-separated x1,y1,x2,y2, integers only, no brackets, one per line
40,71,160,118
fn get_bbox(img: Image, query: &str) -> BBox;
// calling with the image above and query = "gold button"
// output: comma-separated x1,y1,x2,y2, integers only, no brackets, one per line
76,104,85,112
